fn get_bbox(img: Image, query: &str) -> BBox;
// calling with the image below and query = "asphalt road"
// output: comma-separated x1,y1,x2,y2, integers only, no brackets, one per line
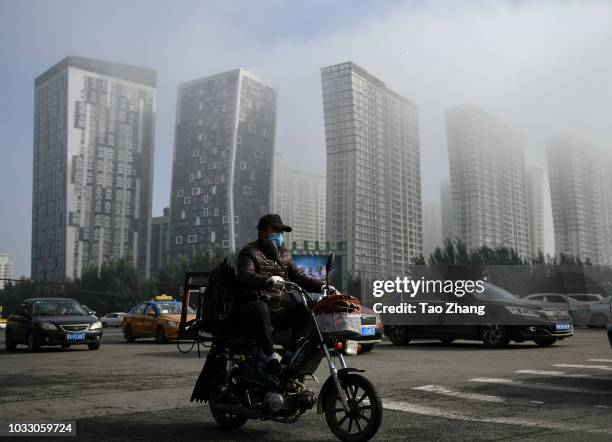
1,327,612,441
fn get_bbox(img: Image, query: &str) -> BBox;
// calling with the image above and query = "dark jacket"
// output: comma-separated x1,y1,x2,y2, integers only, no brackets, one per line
236,239,324,304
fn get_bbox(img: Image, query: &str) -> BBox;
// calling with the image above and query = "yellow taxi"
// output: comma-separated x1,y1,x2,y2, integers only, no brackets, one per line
121,295,196,343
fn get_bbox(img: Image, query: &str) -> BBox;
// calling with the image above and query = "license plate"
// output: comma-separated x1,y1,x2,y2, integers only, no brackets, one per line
345,340,358,355
555,322,571,331
361,326,376,336
66,333,85,340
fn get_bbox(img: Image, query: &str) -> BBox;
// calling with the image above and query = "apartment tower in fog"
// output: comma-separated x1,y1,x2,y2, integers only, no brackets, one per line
31,56,156,280
169,69,277,258
526,167,545,256
440,178,454,242
321,62,421,277
446,105,531,256
422,201,442,258
547,135,612,264
272,153,326,249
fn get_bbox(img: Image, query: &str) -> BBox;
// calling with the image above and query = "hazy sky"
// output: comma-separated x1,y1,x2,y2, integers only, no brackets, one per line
2,0,612,277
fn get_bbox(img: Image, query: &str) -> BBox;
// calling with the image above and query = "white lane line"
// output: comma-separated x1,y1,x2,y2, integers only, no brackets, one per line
383,400,612,435
515,369,612,381
589,359,612,363
554,364,612,371
412,384,506,403
469,377,609,395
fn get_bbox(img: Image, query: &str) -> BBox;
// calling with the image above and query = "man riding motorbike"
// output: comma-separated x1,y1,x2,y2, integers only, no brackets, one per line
236,214,334,374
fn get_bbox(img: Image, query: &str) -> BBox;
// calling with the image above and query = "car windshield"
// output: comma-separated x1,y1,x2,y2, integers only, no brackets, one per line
155,302,194,315
32,300,88,316
473,284,518,301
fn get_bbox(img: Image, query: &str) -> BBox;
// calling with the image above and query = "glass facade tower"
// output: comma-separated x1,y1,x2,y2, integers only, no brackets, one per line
31,56,156,280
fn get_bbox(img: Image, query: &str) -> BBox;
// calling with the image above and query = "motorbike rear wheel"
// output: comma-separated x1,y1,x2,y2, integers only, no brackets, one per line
209,374,248,429
324,373,382,441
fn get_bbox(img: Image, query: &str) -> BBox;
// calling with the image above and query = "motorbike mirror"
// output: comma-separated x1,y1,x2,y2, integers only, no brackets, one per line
326,253,335,274
261,238,281,263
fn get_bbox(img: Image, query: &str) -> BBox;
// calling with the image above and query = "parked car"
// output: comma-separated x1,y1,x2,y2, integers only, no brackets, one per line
100,312,125,328
522,293,592,326
564,294,610,328
122,295,196,343
586,300,611,328
5,298,103,352
384,284,573,348
340,306,384,355
566,293,606,303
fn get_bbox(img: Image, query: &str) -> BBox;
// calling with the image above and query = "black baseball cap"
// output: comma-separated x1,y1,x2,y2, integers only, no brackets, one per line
257,214,292,232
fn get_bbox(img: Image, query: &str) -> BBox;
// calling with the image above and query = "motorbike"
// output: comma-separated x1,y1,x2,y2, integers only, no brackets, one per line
187,248,383,441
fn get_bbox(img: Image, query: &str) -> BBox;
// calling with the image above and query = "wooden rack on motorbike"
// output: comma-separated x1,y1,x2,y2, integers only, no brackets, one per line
179,271,209,341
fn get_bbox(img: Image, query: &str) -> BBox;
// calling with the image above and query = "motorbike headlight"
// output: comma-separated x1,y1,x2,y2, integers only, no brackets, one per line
166,321,178,328
39,322,58,330
88,321,102,330
505,306,540,317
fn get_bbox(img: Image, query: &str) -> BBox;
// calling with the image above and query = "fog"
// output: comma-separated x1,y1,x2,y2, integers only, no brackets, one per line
2,0,612,275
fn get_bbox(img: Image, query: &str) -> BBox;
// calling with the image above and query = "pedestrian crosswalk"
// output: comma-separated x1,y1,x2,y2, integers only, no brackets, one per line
383,356,612,435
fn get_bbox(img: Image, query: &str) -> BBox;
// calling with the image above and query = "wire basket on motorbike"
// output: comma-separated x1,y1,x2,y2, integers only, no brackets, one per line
313,294,362,338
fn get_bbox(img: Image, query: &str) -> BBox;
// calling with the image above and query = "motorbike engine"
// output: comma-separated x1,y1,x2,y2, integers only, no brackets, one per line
264,391,286,413
295,388,317,412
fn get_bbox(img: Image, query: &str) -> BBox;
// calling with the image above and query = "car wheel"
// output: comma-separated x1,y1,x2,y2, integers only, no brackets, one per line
533,338,557,347
480,324,510,348
124,325,135,342
27,328,41,353
590,313,608,328
155,327,167,344
88,343,100,350
440,338,455,345
360,343,376,353
102,322,108,328
385,325,411,345
5,329,16,351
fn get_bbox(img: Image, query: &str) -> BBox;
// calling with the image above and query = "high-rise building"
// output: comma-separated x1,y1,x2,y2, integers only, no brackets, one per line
321,62,421,278
271,153,326,249
526,167,545,256
169,69,277,258
440,178,454,242
150,207,170,276
446,105,531,256
547,135,612,264
31,56,156,281
422,201,442,258
0,253,13,289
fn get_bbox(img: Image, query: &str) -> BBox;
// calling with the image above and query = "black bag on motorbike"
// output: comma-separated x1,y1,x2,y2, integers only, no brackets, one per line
198,259,237,333
191,350,224,403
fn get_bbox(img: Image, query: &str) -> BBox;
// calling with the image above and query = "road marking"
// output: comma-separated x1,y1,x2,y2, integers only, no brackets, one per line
589,359,612,363
383,400,612,434
412,384,506,403
469,377,609,395
515,369,612,381
554,364,612,371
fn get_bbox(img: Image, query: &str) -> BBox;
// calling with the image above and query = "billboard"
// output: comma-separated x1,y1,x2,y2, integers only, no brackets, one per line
292,254,343,290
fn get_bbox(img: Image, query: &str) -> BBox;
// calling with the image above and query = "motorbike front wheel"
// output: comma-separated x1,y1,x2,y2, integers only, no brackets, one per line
324,374,382,441
209,374,248,429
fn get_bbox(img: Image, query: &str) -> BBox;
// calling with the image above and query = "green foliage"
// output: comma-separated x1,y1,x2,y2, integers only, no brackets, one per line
0,248,234,316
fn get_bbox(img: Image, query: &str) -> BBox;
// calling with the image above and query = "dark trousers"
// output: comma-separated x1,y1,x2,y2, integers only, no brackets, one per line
237,299,313,355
